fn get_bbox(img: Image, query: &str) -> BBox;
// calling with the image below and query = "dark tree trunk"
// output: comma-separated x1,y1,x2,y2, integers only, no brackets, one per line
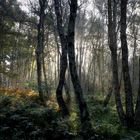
36,20,44,101
54,0,90,128
36,0,48,102
134,57,140,129
54,0,69,116
67,0,90,124
120,0,134,128
54,25,71,108
108,0,126,125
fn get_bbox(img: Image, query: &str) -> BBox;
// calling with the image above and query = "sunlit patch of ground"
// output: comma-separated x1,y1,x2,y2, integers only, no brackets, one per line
0,87,37,97
0,87,60,111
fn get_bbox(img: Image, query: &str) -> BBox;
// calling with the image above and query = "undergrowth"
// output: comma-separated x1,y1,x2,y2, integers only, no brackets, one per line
0,87,140,140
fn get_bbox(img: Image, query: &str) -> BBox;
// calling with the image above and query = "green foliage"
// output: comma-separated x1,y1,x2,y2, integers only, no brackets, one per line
0,94,11,108
28,81,50,93
1,90,140,139
68,112,80,133
0,90,76,139
28,81,38,91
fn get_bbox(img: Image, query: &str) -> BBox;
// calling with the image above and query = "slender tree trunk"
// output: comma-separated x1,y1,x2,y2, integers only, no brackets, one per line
56,44,69,116
36,0,48,102
36,24,44,101
54,0,69,116
120,0,134,127
108,0,126,125
54,26,71,106
67,0,90,124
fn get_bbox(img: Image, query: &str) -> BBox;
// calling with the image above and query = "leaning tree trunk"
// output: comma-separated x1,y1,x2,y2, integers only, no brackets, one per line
67,0,90,124
54,0,69,116
54,26,71,107
56,48,69,116
108,0,126,126
120,0,134,128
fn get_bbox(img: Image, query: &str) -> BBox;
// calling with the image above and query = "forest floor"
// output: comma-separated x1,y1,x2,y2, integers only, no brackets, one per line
0,87,140,140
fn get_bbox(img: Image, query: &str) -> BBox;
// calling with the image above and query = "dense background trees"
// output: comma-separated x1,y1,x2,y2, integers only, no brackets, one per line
0,0,140,139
